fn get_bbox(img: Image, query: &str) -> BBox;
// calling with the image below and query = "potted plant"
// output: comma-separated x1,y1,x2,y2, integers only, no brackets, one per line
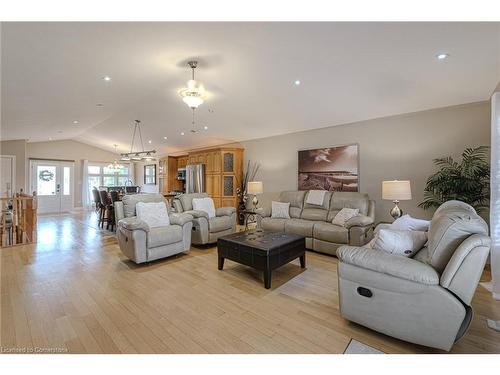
419,146,490,213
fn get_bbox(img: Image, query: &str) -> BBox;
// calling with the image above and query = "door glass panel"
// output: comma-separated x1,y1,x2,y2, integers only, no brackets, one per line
88,165,100,174
88,176,101,201
117,176,128,186
63,167,70,195
223,153,234,172
103,176,115,186
37,166,57,196
223,176,234,196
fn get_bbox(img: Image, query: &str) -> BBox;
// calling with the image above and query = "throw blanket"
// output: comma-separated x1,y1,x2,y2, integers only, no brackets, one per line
306,190,326,206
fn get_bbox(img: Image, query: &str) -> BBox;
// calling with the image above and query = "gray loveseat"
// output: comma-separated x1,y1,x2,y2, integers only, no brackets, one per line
336,201,490,351
173,193,237,245
255,190,375,255
114,193,193,263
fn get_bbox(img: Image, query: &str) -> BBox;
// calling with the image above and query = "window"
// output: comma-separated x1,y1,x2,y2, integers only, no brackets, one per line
87,163,132,201
37,166,57,196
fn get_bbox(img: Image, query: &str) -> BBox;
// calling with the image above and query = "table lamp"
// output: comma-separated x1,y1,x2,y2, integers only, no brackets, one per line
247,181,263,211
382,180,412,219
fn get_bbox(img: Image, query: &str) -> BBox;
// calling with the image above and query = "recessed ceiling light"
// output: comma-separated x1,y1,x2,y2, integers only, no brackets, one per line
294,80,301,85
57,130,63,134
436,53,449,60
181,132,185,136
73,120,79,124
103,76,112,81
163,136,168,140
204,126,208,130
96,103,104,107
48,137,52,141
148,140,152,144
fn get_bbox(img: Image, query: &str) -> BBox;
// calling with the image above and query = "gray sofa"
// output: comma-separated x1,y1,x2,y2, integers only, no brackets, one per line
336,201,490,351
114,193,193,263
173,193,237,245
255,190,375,255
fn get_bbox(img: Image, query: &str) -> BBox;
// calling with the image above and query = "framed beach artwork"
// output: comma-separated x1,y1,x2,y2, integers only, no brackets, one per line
298,144,359,192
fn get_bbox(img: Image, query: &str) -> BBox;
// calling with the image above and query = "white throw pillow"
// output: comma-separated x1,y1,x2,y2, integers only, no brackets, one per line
136,201,170,228
192,197,216,218
372,229,428,257
332,208,359,226
271,201,291,219
391,214,430,232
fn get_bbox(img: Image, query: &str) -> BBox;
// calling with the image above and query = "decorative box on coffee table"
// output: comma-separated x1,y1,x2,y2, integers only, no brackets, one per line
217,230,306,289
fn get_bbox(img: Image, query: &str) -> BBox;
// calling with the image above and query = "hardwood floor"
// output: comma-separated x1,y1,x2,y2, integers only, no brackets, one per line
1,210,499,354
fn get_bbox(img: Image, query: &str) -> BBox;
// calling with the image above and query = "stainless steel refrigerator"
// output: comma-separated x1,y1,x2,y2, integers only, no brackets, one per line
185,164,205,193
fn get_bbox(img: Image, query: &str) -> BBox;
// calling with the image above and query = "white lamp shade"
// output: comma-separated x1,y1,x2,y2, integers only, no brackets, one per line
247,181,263,195
382,180,412,201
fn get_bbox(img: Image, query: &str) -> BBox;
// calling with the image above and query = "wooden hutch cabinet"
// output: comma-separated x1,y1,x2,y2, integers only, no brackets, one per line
159,147,243,209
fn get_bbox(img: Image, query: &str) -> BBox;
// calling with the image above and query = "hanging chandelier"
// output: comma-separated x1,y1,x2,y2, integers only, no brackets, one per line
107,144,123,172
179,60,209,135
179,61,206,109
120,120,156,161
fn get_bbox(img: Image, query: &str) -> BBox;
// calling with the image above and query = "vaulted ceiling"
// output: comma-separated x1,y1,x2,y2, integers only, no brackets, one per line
2,22,499,155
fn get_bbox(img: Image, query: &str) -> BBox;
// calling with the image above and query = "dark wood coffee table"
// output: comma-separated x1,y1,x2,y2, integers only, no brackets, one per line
217,230,306,289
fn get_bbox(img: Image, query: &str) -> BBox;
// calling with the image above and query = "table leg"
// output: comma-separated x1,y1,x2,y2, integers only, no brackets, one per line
300,253,306,268
264,268,272,289
218,255,225,270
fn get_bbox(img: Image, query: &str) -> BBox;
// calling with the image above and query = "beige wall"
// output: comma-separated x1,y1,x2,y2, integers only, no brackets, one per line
134,160,160,193
0,139,27,192
232,101,490,222
27,140,120,207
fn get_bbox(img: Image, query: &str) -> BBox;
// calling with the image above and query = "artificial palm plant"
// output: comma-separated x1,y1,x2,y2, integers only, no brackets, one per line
419,146,490,213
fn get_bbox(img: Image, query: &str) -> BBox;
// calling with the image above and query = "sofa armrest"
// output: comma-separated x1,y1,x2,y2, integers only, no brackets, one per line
216,207,236,217
169,213,193,226
344,215,374,229
337,246,439,285
184,210,209,219
118,217,150,232
255,207,271,218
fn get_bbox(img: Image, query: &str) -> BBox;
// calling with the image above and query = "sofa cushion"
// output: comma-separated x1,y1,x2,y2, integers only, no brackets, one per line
332,207,359,226
285,219,315,237
148,225,183,248
179,193,209,212
303,190,332,209
328,192,369,221
271,201,291,219
261,217,287,232
122,193,167,218
279,191,306,218
136,201,170,228
427,206,488,272
192,197,216,218
209,216,233,233
313,222,349,244
301,208,329,221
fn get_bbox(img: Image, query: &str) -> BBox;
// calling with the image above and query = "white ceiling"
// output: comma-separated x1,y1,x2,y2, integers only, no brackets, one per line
2,22,499,155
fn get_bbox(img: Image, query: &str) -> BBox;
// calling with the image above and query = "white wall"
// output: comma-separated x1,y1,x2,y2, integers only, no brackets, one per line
230,101,490,222
27,140,120,207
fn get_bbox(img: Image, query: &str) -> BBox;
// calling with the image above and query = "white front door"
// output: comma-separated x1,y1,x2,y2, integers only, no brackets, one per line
30,160,74,214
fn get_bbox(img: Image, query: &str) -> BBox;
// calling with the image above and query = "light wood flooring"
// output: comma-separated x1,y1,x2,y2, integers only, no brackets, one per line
1,211,499,354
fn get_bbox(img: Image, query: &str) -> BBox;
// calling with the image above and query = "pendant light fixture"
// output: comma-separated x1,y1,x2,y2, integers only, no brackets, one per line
107,144,123,172
179,61,209,135
120,120,156,161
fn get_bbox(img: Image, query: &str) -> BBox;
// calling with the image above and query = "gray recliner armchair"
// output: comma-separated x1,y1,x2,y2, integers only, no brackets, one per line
336,201,490,351
114,194,193,263
173,193,237,245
